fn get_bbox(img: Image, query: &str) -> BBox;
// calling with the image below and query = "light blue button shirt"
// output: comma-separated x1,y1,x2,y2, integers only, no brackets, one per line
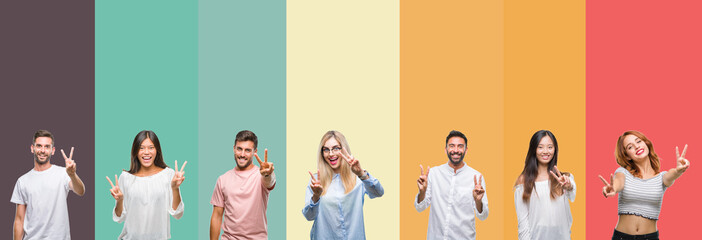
302,172,384,240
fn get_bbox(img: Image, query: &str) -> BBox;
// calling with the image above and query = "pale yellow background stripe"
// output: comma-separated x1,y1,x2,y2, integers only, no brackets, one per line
287,1,399,239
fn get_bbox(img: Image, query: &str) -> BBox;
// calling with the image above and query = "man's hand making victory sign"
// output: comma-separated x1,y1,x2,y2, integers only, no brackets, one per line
62,147,85,196
255,149,274,177
61,147,76,176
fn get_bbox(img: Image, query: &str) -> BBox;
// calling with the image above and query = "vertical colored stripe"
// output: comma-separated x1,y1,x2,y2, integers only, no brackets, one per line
198,0,287,239
287,1,399,238
0,1,95,238
400,1,504,239
95,0,198,238
504,0,585,239
586,1,702,239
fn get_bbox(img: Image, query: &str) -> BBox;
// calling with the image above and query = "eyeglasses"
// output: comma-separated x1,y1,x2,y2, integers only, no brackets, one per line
321,146,342,154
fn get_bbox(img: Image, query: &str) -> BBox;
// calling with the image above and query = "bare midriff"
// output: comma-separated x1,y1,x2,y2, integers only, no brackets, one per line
615,214,657,235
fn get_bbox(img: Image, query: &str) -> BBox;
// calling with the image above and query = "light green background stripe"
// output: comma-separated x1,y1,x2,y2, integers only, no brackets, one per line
95,0,199,239
198,1,286,239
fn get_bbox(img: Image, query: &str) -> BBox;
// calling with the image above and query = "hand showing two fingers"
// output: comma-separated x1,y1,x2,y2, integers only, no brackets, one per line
549,166,572,191
598,174,616,198
308,171,323,197
106,175,123,201
417,165,430,192
256,149,274,177
473,175,485,201
675,144,690,173
62,147,76,176
171,160,187,189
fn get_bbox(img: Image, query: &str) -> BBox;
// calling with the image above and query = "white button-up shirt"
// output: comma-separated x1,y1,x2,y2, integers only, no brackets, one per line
415,163,489,240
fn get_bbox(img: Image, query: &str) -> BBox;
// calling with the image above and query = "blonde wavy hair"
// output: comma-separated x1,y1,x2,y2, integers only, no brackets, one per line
317,130,356,195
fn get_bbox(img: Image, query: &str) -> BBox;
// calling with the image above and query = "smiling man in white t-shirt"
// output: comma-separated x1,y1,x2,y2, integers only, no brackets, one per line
11,130,86,240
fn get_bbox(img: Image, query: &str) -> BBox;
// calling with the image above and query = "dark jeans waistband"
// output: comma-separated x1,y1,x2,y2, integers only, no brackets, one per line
612,229,659,240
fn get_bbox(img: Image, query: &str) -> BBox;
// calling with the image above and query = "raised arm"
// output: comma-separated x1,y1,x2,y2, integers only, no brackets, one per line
663,144,690,187
63,147,85,196
256,149,276,189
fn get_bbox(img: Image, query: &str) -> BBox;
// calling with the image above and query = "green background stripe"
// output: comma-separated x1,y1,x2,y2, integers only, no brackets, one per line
95,0,198,239
198,0,286,239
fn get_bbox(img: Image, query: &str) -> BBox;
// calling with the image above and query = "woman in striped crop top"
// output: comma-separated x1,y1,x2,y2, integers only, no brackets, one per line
598,130,690,240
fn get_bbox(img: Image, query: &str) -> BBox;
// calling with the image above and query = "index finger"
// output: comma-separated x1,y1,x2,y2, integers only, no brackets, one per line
420,165,424,176
115,175,119,187
308,171,317,181
69,147,74,159
479,175,483,185
340,147,352,161
61,149,69,160
598,175,610,186
106,176,115,188
553,166,562,177
474,175,477,185
180,161,188,172
254,153,263,165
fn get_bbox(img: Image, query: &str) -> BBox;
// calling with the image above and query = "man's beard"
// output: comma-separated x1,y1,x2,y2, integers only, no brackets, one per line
446,151,464,165
34,153,50,165
236,157,251,169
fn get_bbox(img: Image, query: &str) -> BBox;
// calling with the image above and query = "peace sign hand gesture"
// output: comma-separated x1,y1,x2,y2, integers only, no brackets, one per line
171,160,187,189
599,174,616,198
62,147,77,177
549,166,573,191
473,175,485,202
675,144,690,173
417,165,430,193
339,148,364,178
308,171,323,202
255,149,274,177
106,175,123,201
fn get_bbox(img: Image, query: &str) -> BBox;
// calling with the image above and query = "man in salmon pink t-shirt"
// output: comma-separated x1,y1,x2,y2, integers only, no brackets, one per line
210,130,276,240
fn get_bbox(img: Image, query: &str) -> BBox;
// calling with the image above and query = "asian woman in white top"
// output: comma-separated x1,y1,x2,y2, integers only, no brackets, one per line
598,130,690,240
105,130,187,240
514,130,576,240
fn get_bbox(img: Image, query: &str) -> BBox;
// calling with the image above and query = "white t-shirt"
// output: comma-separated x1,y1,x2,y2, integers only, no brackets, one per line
112,168,184,240
11,164,72,240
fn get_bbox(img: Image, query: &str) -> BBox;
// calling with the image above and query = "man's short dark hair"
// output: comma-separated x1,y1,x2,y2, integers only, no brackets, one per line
235,130,258,149
446,130,467,146
33,129,54,145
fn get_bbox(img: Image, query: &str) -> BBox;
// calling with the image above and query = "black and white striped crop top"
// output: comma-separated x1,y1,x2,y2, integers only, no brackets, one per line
616,167,667,220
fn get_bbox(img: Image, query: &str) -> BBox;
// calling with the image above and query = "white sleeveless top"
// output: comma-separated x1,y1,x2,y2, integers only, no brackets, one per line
616,167,667,220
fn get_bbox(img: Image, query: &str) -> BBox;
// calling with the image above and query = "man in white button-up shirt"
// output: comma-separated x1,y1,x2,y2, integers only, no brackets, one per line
415,130,489,240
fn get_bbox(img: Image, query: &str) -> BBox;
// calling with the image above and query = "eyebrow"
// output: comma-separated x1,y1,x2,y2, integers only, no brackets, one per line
323,145,341,149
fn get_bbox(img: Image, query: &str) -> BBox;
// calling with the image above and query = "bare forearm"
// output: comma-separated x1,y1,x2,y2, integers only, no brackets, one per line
210,214,222,240
13,218,23,240
172,188,182,210
475,200,484,213
69,173,85,196
114,199,124,217
417,190,426,203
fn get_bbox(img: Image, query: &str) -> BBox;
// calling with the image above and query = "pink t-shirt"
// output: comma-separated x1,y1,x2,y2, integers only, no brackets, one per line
211,166,274,240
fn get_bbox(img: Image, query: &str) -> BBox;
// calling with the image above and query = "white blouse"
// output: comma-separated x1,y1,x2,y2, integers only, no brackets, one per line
112,168,184,240
514,174,576,240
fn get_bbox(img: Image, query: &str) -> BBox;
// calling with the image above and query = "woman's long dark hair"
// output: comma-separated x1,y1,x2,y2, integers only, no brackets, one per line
127,130,168,174
518,130,568,202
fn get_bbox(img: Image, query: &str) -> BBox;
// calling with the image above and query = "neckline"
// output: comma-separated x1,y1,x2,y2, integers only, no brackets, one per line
131,167,167,178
